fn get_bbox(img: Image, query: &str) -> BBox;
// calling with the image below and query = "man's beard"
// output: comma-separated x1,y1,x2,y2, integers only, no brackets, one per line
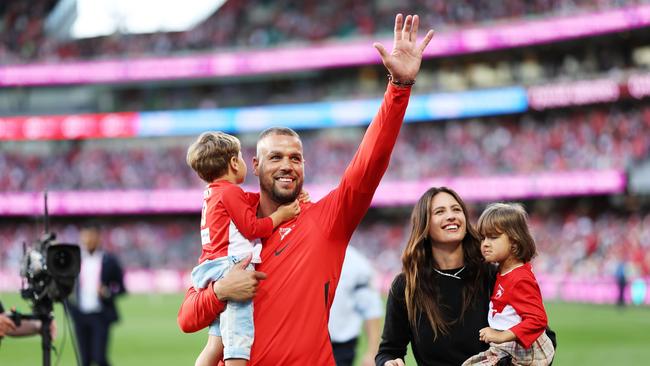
261,178,302,204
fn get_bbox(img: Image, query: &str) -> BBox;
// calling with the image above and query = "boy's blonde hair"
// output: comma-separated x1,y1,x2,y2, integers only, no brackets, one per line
477,202,537,262
186,131,240,183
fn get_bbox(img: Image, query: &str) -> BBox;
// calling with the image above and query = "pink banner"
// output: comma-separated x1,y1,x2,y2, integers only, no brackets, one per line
2,5,650,86
1,270,648,304
628,73,650,99
0,112,138,140
0,170,625,216
0,270,188,294
528,78,621,110
368,169,626,207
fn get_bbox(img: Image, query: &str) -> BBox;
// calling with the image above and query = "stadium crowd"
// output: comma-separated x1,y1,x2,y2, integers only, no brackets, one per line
1,0,649,310
352,202,650,281
2,103,649,191
1,0,647,63
1,202,648,281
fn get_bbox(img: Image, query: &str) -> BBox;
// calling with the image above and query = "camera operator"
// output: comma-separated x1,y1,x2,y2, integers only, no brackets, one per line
68,222,126,366
0,310,57,338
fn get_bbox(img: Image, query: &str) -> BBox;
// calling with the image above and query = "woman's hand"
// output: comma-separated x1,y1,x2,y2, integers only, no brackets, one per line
384,359,406,366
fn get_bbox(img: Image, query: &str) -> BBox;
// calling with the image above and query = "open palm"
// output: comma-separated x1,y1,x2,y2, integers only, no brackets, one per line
374,14,434,83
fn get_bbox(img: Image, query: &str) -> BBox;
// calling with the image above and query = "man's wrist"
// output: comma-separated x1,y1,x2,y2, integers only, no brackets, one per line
387,74,415,87
212,281,228,302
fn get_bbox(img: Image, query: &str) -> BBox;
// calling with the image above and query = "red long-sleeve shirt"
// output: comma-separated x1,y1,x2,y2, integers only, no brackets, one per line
198,180,272,264
488,263,548,348
178,83,411,365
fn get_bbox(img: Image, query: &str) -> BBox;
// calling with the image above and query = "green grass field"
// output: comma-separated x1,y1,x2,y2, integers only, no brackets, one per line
2,293,649,365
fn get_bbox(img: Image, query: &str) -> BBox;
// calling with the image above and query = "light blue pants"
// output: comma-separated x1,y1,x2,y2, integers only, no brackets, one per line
191,255,254,360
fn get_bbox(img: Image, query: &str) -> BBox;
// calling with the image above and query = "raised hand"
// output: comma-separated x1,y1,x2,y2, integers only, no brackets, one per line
374,14,434,83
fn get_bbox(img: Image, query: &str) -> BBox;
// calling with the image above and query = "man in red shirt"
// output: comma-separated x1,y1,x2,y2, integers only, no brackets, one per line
178,13,434,365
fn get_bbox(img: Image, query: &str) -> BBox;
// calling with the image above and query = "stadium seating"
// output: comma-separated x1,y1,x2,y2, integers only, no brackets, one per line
1,0,649,293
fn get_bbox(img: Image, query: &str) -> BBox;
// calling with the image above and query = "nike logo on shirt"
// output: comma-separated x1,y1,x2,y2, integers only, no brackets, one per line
274,243,290,256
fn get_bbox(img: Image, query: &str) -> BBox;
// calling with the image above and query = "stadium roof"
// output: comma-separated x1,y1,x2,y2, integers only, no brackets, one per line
46,0,226,39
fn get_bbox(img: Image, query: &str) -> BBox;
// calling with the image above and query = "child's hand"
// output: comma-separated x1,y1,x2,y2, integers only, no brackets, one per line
298,190,311,203
269,200,301,227
277,200,301,221
479,327,515,344
479,327,500,343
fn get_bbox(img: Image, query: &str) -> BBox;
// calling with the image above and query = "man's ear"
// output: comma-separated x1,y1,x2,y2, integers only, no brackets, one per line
252,156,260,176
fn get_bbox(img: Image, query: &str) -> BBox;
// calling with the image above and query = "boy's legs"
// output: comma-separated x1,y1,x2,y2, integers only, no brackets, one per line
221,256,255,365
195,335,224,366
511,333,555,366
221,299,253,366
461,342,513,366
191,257,231,366
191,255,254,365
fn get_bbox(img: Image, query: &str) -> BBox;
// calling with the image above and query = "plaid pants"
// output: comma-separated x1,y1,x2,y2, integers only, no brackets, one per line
462,332,555,366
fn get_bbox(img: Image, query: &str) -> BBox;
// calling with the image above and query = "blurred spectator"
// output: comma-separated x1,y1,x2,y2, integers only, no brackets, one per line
68,222,126,366
329,246,383,366
615,259,629,307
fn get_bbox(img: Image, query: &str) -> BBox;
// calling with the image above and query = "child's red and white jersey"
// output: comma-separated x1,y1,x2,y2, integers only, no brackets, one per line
488,262,548,348
198,180,273,264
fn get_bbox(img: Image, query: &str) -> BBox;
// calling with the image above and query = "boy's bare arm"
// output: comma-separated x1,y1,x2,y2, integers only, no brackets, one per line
269,200,300,228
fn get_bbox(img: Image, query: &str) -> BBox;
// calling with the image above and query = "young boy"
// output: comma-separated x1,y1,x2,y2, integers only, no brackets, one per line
463,203,554,366
186,131,300,366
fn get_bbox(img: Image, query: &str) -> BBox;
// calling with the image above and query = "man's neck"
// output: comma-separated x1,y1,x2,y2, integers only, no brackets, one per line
257,192,280,218
431,241,464,270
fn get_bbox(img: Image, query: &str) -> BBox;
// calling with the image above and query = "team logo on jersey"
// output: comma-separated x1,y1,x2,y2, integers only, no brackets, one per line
495,284,505,299
274,226,294,256
279,227,292,241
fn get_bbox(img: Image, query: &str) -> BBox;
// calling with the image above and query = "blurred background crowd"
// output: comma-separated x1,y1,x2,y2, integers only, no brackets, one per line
2,0,648,63
1,104,650,190
1,0,650,297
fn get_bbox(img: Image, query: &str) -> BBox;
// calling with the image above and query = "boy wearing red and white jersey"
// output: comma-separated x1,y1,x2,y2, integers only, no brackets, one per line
463,203,554,366
177,14,435,366
487,263,547,349
186,132,300,366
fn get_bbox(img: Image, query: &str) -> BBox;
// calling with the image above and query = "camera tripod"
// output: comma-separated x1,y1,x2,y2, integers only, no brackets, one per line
10,297,56,366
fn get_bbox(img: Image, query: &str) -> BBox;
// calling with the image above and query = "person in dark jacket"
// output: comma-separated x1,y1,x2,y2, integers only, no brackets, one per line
69,222,126,366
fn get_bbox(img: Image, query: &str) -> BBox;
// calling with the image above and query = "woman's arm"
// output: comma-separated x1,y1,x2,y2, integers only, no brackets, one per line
375,275,411,366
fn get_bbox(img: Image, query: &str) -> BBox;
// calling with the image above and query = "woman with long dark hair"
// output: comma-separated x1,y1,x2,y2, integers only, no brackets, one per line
376,187,555,366
376,187,498,366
